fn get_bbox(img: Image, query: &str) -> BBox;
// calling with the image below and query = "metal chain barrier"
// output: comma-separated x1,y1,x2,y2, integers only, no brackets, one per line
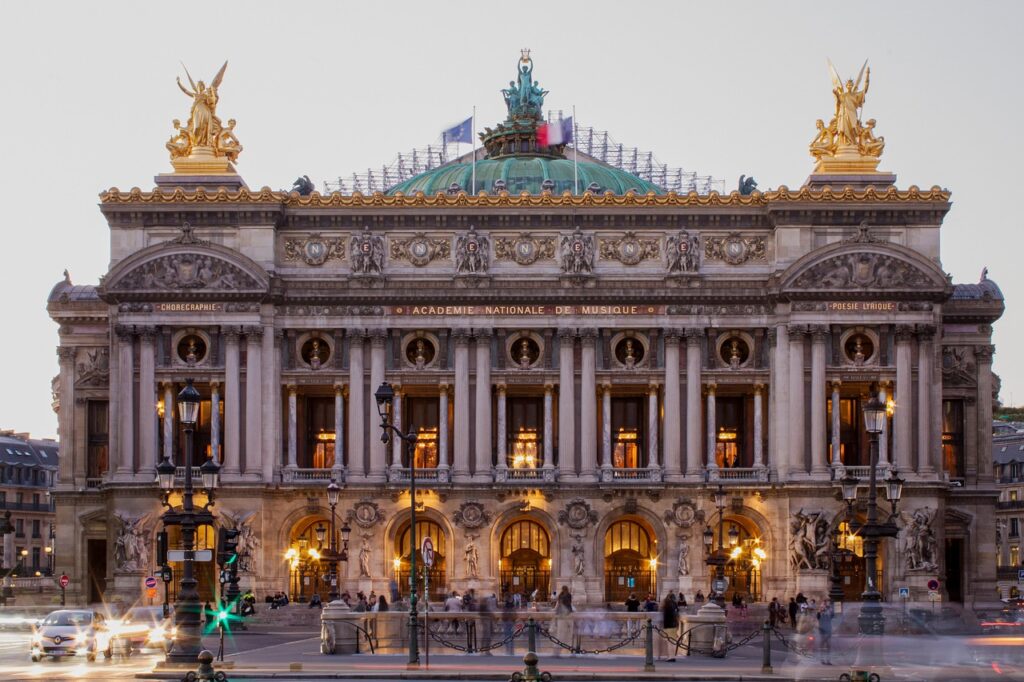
537,623,644,655
427,622,523,653
770,625,816,659
653,623,763,656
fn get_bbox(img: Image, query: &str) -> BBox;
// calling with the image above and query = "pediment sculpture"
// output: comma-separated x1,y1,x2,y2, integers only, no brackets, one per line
113,253,261,292
791,252,934,290
789,509,831,571
76,348,110,387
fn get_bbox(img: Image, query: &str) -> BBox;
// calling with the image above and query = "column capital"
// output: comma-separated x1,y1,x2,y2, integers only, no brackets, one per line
452,328,472,345
223,326,241,343
347,328,367,342
334,383,345,395
137,325,159,342
648,381,660,394
685,328,703,346
114,324,134,341
242,325,263,341
787,325,806,342
753,382,765,394
663,328,683,344
766,328,777,346
474,328,493,340
878,379,893,391
916,324,937,342
210,379,221,389
544,382,554,393
974,344,995,363
287,384,298,396
496,382,507,394
579,328,599,344
160,380,176,391
703,381,717,394
894,324,915,342
557,327,576,341
828,379,842,390
601,380,612,392
56,346,76,362
368,329,388,346
809,325,828,343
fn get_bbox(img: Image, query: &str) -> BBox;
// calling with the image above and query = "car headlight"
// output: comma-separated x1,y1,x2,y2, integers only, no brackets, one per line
75,646,88,656
30,635,41,647
147,626,166,643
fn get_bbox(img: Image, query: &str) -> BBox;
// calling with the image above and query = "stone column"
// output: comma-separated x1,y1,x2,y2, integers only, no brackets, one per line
648,382,660,469
976,345,995,484
115,326,134,476
452,329,471,479
391,385,403,468
543,383,554,470
878,382,890,466
663,330,682,478
579,329,598,481
210,381,221,464
474,330,493,480
438,384,450,470
917,326,935,474
830,380,842,467
287,385,298,468
162,382,175,465
368,330,387,482
601,383,612,470
894,325,914,474
245,327,263,477
56,347,76,484
138,328,157,476
685,329,703,477
753,384,765,468
223,329,241,475
261,324,278,483
772,325,791,479
810,326,828,475
558,329,576,476
496,384,507,471
788,326,806,476
333,384,345,475
348,331,365,478
705,383,717,471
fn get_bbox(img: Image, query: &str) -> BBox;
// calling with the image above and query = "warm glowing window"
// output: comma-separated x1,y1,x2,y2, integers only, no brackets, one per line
508,398,542,468
407,397,440,468
612,397,644,468
305,397,336,469
837,521,863,557
714,397,746,468
942,400,964,479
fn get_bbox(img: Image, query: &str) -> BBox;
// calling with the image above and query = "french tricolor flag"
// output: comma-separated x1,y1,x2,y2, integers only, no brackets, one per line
537,117,573,146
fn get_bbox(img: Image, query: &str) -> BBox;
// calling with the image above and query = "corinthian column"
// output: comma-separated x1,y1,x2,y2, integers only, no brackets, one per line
772,325,790,480
663,330,682,478
917,326,936,474
453,330,471,479
162,381,175,466
894,325,914,474
333,384,345,475
223,328,241,476
648,382,660,469
878,382,890,466
244,327,263,477
210,381,221,465
558,329,576,477
753,384,765,468
579,329,598,481
685,329,703,478
600,383,612,471
474,329,493,480
115,326,135,476
810,326,828,475
56,347,76,484
287,384,298,468
368,330,387,482
706,383,717,471
348,331,365,478
830,380,842,466
496,384,507,471
137,328,157,477
261,324,278,483
391,385,403,468
543,383,554,470
788,326,806,476
976,344,995,484
438,384,450,470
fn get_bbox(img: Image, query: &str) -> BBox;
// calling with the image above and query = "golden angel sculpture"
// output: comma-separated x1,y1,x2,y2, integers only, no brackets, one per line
165,61,243,173
809,60,885,173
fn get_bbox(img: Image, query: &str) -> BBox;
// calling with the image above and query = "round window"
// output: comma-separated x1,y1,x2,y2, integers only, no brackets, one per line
511,336,540,369
614,337,645,367
177,334,207,366
844,333,874,365
406,337,436,368
719,337,750,368
301,337,330,369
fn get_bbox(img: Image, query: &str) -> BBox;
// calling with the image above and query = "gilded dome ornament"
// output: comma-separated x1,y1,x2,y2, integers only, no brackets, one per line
166,61,243,174
809,60,886,174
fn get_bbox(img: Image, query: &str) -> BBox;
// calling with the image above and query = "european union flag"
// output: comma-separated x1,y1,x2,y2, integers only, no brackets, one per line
442,116,473,144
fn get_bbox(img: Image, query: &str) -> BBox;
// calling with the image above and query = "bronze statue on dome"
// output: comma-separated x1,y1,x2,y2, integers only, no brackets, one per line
502,49,547,118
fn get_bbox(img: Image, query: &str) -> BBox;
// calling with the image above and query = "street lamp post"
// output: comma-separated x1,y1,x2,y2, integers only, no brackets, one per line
319,478,348,603
156,379,221,664
375,381,419,669
703,484,729,608
848,387,904,636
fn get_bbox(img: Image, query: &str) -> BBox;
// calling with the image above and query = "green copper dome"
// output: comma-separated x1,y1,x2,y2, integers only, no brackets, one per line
386,157,664,196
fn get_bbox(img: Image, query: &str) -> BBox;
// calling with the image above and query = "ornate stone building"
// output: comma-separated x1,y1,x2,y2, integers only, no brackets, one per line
48,56,1004,608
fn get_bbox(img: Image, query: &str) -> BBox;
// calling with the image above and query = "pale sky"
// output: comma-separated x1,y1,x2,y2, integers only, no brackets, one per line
2,0,1021,440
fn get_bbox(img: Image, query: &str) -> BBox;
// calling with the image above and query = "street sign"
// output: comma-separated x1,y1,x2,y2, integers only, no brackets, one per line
927,578,940,591
58,574,70,589
161,566,173,583
167,549,213,562
144,576,157,589
146,587,157,599
712,578,728,593
928,591,941,602
898,587,910,598
1018,568,1024,582
421,536,435,567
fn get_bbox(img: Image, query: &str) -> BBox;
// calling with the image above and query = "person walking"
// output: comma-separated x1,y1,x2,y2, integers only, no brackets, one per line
694,590,705,607
502,595,517,655
788,597,798,628
553,586,573,656
768,597,780,627
817,600,834,665
659,591,679,662
625,593,640,612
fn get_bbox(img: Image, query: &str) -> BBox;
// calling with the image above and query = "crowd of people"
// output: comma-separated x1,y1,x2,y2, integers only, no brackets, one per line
768,592,836,664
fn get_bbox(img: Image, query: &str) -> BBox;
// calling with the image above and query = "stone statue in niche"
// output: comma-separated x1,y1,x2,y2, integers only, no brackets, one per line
114,513,150,572
677,533,691,576
571,534,586,576
904,507,939,572
464,534,480,578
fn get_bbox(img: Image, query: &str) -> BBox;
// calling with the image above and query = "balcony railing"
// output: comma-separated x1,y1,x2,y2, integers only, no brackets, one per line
996,500,1024,510
387,467,449,484
829,464,889,481
0,501,55,513
174,466,202,481
494,467,557,484
85,477,103,489
706,466,769,482
281,468,343,484
600,467,663,484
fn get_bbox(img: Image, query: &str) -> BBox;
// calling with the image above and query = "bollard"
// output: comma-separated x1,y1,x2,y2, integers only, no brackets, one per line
644,618,655,672
181,649,228,681
761,620,773,674
527,617,537,657
508,618,552,682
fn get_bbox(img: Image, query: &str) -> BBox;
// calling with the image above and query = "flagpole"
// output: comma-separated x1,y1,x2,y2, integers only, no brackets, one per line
472,105,477,194
573,105,578,195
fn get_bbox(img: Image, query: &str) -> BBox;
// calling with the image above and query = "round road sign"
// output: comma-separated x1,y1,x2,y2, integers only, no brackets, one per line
927,578,940,591
58,574,70,589
144,576,157,589
712,578,728,593
421,536,435,567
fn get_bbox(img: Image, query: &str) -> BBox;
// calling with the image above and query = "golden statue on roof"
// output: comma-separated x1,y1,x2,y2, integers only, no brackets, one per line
165,61,242,174
809,60,885,173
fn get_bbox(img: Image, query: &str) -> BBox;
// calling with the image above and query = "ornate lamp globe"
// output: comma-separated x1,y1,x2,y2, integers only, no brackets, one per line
177,379,201,426
863,391,886,434
200,456,221,490
314,524,327,545
156,457,176,491
341,522,351,545
702,526,714,549
374,381,395,421
840,472,860,502
728,524,740,547
712,484,726,509
327,478,341,507
885,468,905,504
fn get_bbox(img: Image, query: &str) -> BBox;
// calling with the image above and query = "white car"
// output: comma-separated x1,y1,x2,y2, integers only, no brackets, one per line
30,609,112,662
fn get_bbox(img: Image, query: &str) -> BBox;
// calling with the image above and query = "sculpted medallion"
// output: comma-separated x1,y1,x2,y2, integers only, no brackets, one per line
663,498,701,528
452,501,492,529
283,234,345,266
599,232,659,266
494,233,555,265
557,498,598,530
390,233,450,267
704,232,766,265
346,500,386,529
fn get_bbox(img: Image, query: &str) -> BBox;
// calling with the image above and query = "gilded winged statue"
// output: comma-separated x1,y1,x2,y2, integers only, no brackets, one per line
809,60,884,168
167,61,243,164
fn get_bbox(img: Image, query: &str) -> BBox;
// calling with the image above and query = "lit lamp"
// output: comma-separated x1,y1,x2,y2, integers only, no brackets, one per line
156,456,176,491
885,468,905,507
178,379,201,425
200,456,220,491
314,524,327,546
702,526,714,551
840,471,860,505
728,525,740,547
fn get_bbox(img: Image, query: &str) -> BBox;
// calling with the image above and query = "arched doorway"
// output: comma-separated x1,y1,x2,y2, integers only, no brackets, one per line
165,524,216,603
604,519,657,602
499,519,551,600
395,519,447,602
833,518,887,601
721,517,765,603
287,516,331,603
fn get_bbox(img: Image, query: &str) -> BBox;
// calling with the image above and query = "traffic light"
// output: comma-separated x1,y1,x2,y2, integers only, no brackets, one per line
217,527,241,567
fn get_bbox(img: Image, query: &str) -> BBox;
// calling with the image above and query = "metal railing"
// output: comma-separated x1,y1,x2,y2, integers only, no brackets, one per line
174,466,202,481
494,467,557,484
387,467,448,484
85,477,103,489
0,501,55,513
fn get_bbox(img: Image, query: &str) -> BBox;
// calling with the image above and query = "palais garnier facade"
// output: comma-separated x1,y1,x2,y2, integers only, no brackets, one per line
48,54,1002,608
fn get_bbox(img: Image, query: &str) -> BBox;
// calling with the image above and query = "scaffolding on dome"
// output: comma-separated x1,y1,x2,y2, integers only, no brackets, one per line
323,113,723,195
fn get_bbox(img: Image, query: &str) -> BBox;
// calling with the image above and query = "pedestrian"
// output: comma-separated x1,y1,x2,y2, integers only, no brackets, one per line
658,591,679,662
677,592,688,614
376,595,389,612
817,600,834,665
478,593,495,655
502,595,517,655
694,590,705,607
553,586,573,656
644,593,659,612
625,592,640,612
788,597,798,628
389,579,399,603
768,597,779,627
309,593,322,609
445,590,463,633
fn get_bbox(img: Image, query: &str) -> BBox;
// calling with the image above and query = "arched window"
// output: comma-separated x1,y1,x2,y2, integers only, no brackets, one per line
286,516,332,603
604,519,656,602
499,520,550,600
395,519,446,601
